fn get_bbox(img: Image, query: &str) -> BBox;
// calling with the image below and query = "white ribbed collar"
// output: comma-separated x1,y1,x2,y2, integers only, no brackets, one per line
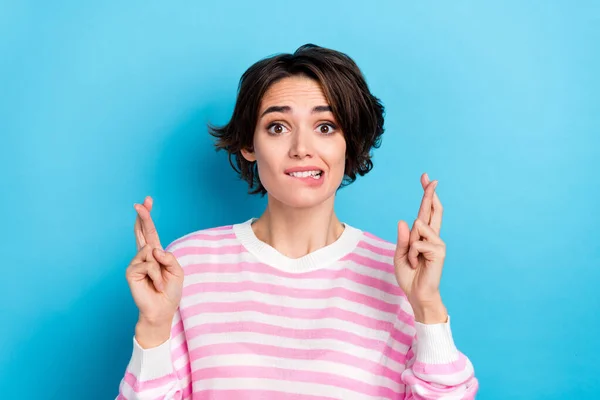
232,218,363,273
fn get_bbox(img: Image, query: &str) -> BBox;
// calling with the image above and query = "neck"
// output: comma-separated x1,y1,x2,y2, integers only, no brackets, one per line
251,195,345,259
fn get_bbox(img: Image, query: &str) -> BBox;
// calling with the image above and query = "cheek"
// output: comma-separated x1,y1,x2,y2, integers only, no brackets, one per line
254,146,281,178
327,139,347,168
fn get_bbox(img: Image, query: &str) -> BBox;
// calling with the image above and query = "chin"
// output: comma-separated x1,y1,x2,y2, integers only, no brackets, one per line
270,190,333,209
265,183,338,209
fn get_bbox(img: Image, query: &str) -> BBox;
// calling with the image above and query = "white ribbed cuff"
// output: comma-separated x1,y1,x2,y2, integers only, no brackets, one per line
414,315,459,364
128,336,174,381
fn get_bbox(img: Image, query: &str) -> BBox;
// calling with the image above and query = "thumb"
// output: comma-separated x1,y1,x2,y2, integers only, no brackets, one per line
395,220,411,258
153,248,181,274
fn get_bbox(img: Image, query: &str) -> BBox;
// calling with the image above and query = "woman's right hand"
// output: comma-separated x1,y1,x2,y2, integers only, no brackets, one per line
126,196,184,329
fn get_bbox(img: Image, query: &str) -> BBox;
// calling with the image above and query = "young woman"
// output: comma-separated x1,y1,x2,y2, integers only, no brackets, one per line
118,44,479,399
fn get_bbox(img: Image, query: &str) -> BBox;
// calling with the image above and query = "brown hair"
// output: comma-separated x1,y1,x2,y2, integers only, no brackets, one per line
209,43,385,195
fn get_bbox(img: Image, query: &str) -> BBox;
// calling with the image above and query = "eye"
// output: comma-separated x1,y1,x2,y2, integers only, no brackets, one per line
266,123,289,135
316,123,337,135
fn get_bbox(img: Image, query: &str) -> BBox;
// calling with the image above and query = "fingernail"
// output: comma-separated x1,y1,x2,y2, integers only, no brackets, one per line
433,180,438,189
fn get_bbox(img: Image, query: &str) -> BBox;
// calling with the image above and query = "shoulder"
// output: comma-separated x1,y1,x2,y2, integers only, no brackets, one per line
164,223,237,253
348,226,407,300
343,224,397,273
354,227,397,259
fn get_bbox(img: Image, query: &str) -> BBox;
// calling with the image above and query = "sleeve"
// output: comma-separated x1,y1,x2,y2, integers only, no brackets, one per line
116,307,193,400
400,316,479,399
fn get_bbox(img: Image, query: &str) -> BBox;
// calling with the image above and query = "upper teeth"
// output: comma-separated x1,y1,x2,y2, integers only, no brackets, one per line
288,170,322,178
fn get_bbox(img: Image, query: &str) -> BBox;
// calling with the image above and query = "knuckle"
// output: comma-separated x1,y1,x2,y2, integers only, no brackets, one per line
144,261,156,271
147,258,160,269
132,261,146,271
126,261,144,278
146,268,157,279
129,253,140,266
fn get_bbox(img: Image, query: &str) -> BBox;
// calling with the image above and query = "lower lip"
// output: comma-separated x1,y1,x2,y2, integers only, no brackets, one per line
286,173,325,187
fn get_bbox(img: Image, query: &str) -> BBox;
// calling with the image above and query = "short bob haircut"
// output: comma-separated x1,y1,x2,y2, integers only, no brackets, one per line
209,43,385,196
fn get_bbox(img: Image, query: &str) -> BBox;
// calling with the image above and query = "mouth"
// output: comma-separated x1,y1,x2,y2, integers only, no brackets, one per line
286,170,324,180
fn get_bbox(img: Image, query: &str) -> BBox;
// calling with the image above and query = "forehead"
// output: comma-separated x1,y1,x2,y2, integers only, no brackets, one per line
260,76,328,109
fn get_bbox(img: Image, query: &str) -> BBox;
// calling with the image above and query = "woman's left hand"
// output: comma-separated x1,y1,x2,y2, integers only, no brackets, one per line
394,173,448,323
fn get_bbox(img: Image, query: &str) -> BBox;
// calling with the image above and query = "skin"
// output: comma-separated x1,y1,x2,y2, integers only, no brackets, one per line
240,75,347,259
395,174,448,324
129,75,449,348
127,197,184,348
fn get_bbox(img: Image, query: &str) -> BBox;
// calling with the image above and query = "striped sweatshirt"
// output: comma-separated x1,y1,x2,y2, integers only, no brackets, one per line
117,218,479,399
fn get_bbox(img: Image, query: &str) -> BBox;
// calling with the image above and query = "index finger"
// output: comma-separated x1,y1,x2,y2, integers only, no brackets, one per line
134,202,162,250
416,173,437,223
134,197,154,251
134,216,146,251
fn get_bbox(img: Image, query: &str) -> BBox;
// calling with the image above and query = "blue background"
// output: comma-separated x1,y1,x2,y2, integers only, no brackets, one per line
1,1,598,399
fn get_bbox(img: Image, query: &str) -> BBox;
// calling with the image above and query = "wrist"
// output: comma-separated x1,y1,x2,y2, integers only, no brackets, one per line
135,318,172,349
412,297,448,324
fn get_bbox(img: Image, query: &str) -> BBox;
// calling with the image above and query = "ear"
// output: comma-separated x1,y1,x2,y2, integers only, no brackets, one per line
241,147,256,162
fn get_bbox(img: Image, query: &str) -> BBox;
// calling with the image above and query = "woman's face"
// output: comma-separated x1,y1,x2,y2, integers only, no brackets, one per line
241,75,347,209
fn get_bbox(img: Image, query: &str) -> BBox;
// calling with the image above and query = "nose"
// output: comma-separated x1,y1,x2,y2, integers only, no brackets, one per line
288,126,314,159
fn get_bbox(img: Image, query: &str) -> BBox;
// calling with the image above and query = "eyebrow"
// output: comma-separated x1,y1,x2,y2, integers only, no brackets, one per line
260,105,332,118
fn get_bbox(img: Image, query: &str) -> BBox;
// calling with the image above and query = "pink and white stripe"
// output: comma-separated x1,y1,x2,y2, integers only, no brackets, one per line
117,222,478,399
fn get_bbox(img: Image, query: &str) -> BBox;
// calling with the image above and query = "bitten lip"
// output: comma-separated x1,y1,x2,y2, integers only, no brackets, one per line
284,166,324,174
